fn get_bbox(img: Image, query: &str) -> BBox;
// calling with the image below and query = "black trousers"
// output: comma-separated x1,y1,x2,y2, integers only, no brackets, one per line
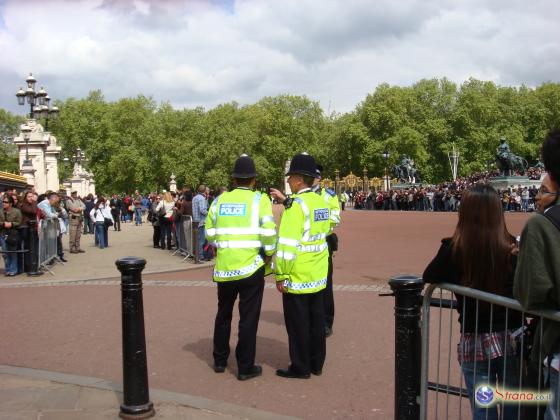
283,291,326,375
152,225,160,247
112,212,121,231
213,267,265,374
324,249,335,329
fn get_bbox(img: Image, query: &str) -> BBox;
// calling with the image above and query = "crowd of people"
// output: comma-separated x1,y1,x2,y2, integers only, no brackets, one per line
348,168,544,213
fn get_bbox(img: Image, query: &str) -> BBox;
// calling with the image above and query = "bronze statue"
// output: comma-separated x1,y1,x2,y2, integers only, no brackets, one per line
495,137,528,176
393,155,421,183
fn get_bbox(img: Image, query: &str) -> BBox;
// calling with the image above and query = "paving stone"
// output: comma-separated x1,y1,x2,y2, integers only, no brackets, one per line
0,388,42,411
32,385,80,410
75,386,120,410
0,411,38,420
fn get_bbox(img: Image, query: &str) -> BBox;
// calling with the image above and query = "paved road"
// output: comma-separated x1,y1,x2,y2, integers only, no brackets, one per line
0,210,532,418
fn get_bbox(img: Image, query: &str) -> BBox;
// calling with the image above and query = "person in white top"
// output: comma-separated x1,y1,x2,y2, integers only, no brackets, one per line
155,191,175,250
90,197,114,249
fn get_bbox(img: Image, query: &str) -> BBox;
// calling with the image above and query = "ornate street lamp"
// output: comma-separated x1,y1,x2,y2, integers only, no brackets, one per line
16,73,59,126
383,147,390,190
21,124,32,167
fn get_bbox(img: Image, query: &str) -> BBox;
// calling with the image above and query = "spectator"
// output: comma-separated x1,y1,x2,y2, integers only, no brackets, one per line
156,192,175,250
0,195,22,276
423,184,522,420
83,194,95,234
109,194,122,231
192,185,208,261
90,197,113,249
514,129,560,420
148,195,162,248
18,190,37,273
133,190,143,225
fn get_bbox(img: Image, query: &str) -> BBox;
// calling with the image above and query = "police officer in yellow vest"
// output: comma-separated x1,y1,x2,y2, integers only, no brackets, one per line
275,153,331,379
312,164,340,337
206,154,277,381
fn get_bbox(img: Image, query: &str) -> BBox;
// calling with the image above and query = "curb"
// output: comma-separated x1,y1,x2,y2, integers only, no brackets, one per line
0,364,299,420
0,261,215,288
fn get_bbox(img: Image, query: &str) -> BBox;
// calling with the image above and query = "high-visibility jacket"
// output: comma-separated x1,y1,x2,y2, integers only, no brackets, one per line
206,188,277,282
275,189,331,294
313,186,341,232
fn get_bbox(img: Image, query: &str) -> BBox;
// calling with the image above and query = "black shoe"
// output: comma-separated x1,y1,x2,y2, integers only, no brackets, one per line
275,368,310,379
311,368,322,376
59,257,68,263
213,364,227,373
325,326,333,338
237,365,262,381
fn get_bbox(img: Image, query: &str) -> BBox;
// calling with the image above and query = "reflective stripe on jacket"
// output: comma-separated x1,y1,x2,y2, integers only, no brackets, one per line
275,189,330,294
206,188,277,282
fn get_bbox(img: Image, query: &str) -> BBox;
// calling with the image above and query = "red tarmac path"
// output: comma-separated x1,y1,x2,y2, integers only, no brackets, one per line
0,210,531,419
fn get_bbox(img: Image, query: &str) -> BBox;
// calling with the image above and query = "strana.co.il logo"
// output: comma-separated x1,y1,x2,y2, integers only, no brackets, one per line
475,385,495,406
475,384,552,407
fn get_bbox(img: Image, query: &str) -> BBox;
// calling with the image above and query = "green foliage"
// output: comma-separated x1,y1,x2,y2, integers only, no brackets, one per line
4,79,557,192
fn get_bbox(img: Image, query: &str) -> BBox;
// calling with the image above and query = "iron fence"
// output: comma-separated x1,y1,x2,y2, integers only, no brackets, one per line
37,218,60,273
172,215,194,261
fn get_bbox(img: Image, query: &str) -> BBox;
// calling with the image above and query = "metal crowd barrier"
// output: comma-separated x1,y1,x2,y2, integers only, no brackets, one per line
389,277,560,420
37,218,61,273
172,215,193,261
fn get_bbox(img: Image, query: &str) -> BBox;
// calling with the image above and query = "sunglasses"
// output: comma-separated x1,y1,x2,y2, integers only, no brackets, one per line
3,201,10,203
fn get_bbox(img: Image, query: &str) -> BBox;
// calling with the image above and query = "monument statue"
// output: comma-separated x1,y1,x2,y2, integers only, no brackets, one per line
393,155,421,184
495,137,528,176
534,159,545,170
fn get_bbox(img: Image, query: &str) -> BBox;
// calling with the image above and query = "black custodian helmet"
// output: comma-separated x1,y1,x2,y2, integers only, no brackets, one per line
232,154,257,178
286,152,317,177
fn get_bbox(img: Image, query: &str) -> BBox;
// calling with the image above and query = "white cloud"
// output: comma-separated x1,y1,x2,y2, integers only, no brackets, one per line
0,0,559,115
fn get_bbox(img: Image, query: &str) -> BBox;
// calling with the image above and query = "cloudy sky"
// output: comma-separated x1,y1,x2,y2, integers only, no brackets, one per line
1,0,559,115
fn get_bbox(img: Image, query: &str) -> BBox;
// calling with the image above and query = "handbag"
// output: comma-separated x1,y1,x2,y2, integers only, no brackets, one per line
104,217,114,227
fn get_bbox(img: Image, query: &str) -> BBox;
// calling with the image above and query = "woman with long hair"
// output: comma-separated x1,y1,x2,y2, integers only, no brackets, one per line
156,191,175,250
423,184,523,420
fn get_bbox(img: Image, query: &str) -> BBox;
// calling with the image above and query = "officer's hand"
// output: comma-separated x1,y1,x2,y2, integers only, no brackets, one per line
276,281,286,293
269,188,286,203
264,255,272,265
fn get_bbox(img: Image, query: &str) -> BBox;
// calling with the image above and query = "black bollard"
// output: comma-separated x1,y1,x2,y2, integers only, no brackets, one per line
388,275,424,420
116,257,155,420
26,220,43,277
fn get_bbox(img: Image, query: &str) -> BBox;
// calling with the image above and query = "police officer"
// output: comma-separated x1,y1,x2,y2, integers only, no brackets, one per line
205,154,277,381
275,153,331,379
312,164,340,337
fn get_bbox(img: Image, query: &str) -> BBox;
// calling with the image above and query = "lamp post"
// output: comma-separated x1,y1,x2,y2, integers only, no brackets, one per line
33,94,59,131
16,73,59,128
21,124,32,167
383,147,390,191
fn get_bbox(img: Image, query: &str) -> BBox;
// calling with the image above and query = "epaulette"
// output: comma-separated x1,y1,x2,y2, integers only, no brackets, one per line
325,188,336,197
283,197,294,209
